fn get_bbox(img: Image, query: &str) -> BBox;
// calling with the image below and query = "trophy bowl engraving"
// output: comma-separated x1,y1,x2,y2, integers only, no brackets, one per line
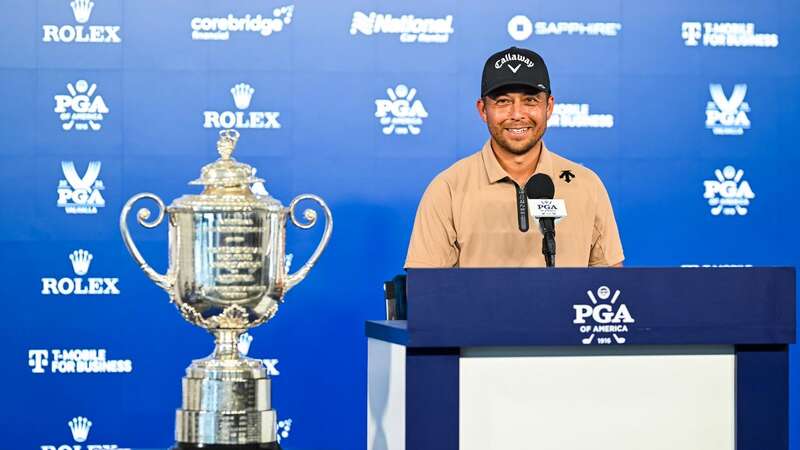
119,130,332,447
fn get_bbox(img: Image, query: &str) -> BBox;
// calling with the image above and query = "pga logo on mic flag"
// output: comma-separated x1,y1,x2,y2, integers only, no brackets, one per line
528,199,567,219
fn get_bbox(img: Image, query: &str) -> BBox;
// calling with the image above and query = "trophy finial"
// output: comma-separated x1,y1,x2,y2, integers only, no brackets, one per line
217,129,240,160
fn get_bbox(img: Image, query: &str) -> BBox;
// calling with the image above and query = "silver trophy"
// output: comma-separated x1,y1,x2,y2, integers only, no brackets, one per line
120,130,332,449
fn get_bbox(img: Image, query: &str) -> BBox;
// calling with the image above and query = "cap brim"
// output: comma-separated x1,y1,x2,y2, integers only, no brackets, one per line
482,81,549,97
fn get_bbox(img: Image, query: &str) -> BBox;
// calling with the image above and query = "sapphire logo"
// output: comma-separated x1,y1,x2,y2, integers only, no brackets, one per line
42,0,122,43
681,21,778,48
706,84,750,136
204,83,281,129
374,84,428,135
58,161,105,214
508,15,621,41
548,103,614,128
573,286,634,345
350,11,454,43
191,6,294,41
703,165,755,216
40,416,124,450
41,249,120,296
28,348,133,374
54,80,109,131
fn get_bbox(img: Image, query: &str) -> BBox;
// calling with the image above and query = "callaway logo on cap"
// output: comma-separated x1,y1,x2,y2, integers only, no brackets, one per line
481,46,551,97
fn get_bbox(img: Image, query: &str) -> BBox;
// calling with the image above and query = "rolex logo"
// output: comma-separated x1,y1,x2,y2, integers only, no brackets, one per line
69,249,93,276
70,0,94,24
231,83,255,110
41,249,120,296
203,82,281,129
68,416,92,443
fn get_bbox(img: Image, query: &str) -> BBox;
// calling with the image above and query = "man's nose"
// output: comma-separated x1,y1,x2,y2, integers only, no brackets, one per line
510,100,525,119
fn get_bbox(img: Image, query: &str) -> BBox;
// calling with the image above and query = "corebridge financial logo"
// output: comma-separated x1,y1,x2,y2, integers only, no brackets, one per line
508,15,621,41
706,84,750,136
58,161,105,214
203,83,281,129
41,249,120,296
548,103,614,129
350,11,454,43
40,416,127,450
43,0,122,44
28,348,133,374
191,5,294,41
573,285,634,345
681,22,778,48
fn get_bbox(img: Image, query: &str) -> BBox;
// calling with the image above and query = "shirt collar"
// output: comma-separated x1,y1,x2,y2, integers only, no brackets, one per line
481,139,555,185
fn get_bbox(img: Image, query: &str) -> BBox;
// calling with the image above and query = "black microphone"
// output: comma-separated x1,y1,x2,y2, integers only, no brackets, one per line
525,174,557,267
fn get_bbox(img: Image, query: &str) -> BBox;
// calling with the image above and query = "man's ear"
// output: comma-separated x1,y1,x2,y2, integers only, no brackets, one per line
546,95,555,120
476,98,488,124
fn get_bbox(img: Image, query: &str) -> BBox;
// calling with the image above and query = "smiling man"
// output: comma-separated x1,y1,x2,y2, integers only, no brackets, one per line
405,46,624,268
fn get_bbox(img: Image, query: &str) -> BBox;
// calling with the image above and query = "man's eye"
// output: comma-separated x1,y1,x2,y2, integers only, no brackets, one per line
495,99,510,105
525,97,541,104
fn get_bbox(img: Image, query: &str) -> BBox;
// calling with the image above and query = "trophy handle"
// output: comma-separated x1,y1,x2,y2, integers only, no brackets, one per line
285,194,333,293
120,193,171,291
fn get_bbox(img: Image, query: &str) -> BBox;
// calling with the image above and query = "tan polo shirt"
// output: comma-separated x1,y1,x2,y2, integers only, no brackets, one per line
405,140,624,268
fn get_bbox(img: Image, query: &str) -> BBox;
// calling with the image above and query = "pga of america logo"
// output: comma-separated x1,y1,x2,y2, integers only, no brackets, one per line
703,165,755,216
191,5,294,41
681,22,778,48
508,15,621,41
374,84,428,135
40,416,125,450
29,348,133,374
54,80,109,131
42,0,122,44
548,103,614,129
573,286,634,345
350,11,454,44
706,84,750,136
58,161,105,214
41,249,120,296
204,83,281,130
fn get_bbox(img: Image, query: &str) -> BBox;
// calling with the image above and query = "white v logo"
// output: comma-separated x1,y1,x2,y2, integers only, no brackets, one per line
62,161,101,190
508,64,521,73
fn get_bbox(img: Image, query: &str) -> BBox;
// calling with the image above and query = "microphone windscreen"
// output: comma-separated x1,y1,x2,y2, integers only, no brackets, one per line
525,173,555,199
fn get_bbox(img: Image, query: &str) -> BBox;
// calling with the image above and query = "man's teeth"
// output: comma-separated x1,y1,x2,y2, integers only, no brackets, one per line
507,127,528,134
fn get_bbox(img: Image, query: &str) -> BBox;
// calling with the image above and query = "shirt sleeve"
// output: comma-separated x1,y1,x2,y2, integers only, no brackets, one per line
404,176,459,268
589,178,625,267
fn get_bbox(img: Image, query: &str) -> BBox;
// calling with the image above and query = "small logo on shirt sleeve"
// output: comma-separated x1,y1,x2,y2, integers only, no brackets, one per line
559,170,575,183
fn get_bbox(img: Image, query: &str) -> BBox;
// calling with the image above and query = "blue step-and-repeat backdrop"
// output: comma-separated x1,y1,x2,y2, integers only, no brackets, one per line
1,0,798,449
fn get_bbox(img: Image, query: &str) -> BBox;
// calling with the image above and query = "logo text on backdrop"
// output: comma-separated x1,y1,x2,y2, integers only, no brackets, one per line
350,11,454,43
58,161,105,214
703,165,755,216
374,84,428,135
191,5,294,41
42,0,122,43
54,80,109,131
204,83,281,129
41,249,120,295
681,22,778,47
29,348,133,374
706,84,750,135
508,15,621,41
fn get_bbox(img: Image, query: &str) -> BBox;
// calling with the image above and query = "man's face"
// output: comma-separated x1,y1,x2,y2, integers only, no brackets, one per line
477,88,554,155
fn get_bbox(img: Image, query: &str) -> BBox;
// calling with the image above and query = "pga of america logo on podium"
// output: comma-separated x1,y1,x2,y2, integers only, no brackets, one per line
573,286,634,345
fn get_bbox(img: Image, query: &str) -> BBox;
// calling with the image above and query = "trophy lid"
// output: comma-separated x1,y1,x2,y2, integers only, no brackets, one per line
190,130,264,188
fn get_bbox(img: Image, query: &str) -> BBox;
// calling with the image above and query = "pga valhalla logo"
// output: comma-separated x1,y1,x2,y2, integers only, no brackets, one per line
375,84,428,135
573,286,634,345
508,15,621,41
706,84,750,136
191,5,294,41
548,103,614,129
703,165,755,216
681,22,778,48
238,333,293,443
42,0,122,43
204,83,281,130
350,11,454,43
40,416,125,450
58,161,105,215
54,80,109,131
41,249,120,296
29,348,133,374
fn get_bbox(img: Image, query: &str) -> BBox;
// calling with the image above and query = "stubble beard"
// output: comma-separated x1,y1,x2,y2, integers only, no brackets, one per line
490,123,546,156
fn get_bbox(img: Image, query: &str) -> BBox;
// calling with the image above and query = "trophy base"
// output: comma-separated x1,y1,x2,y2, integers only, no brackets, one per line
172,442,282,450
